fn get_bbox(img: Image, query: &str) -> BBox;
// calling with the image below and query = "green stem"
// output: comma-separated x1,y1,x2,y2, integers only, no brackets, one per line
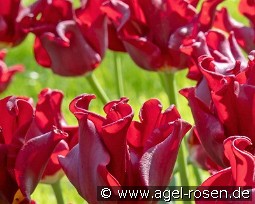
176,143,190,187
158,72,168,97
159,72,177,105
192,164,202,185
160,71,190,186
51,180,64,204
86,73,110,104
114,53,124,98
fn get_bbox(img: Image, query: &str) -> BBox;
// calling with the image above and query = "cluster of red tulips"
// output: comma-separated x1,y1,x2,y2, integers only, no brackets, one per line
1,0,255,203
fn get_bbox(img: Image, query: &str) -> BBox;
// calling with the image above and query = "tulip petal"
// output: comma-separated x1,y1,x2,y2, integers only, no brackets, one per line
34,37,52,67
214,8,255,53
232,84,255,141
59,114,120,203
101,0,137,51
122,37,163,70
0,0,26,45
41,140,69,184
0,144,17,203
35,88,66,132
15,128,68,199
197,136,255,203
140,119,190,186
224,136,255,187
0,54,24,93
197,0,224,31
69,94,104,130
81,14,108,58
139,99,163,143
0,96,33,145
199,57,240,136
101,98,133,185
39,20,101,76
188,128,222,172
180,87,226,167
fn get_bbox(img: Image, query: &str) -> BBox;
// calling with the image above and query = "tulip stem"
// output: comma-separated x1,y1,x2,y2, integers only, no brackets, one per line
159,71,177,105
51,180,64,204
161,71,191,190
192,164,203,185
86,73,110,104
114,52,124,98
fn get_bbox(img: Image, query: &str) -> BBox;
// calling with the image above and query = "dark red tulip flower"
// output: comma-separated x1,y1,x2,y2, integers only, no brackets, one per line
181,50,255,169
0,95,67,204
34,88,78,184
181,30,246,80
187,128,222,173
59,95,134,203
0,49,24,93
214,4,255,53
59,94,191,203
103,0,223,71
126,99,191,187
196,136,255,204
19,0,108,76
0,0,27,46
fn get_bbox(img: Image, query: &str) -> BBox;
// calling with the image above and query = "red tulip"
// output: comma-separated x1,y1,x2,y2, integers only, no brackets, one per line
181,50,255,168
187,128,222,173
214,7,255,53
0,96,67,204
59,95,191,203
59,95,132,203
181,30,246,80
34,88,78,184
103,0,223,71
0,0,27,46
126,99,191,187
0,50,24,93
196,136,255,203
19,0,108,76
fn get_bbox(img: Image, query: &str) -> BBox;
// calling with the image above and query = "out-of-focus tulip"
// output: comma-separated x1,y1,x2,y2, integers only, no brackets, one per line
214,6,255,53
0,0,27,46
59,94,191,203
181,50,255,168
19,0,108,76
103,0,223,71
0,49,23,93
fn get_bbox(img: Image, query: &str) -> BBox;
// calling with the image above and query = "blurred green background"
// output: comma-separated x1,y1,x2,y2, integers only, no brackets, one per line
2,0,247,203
